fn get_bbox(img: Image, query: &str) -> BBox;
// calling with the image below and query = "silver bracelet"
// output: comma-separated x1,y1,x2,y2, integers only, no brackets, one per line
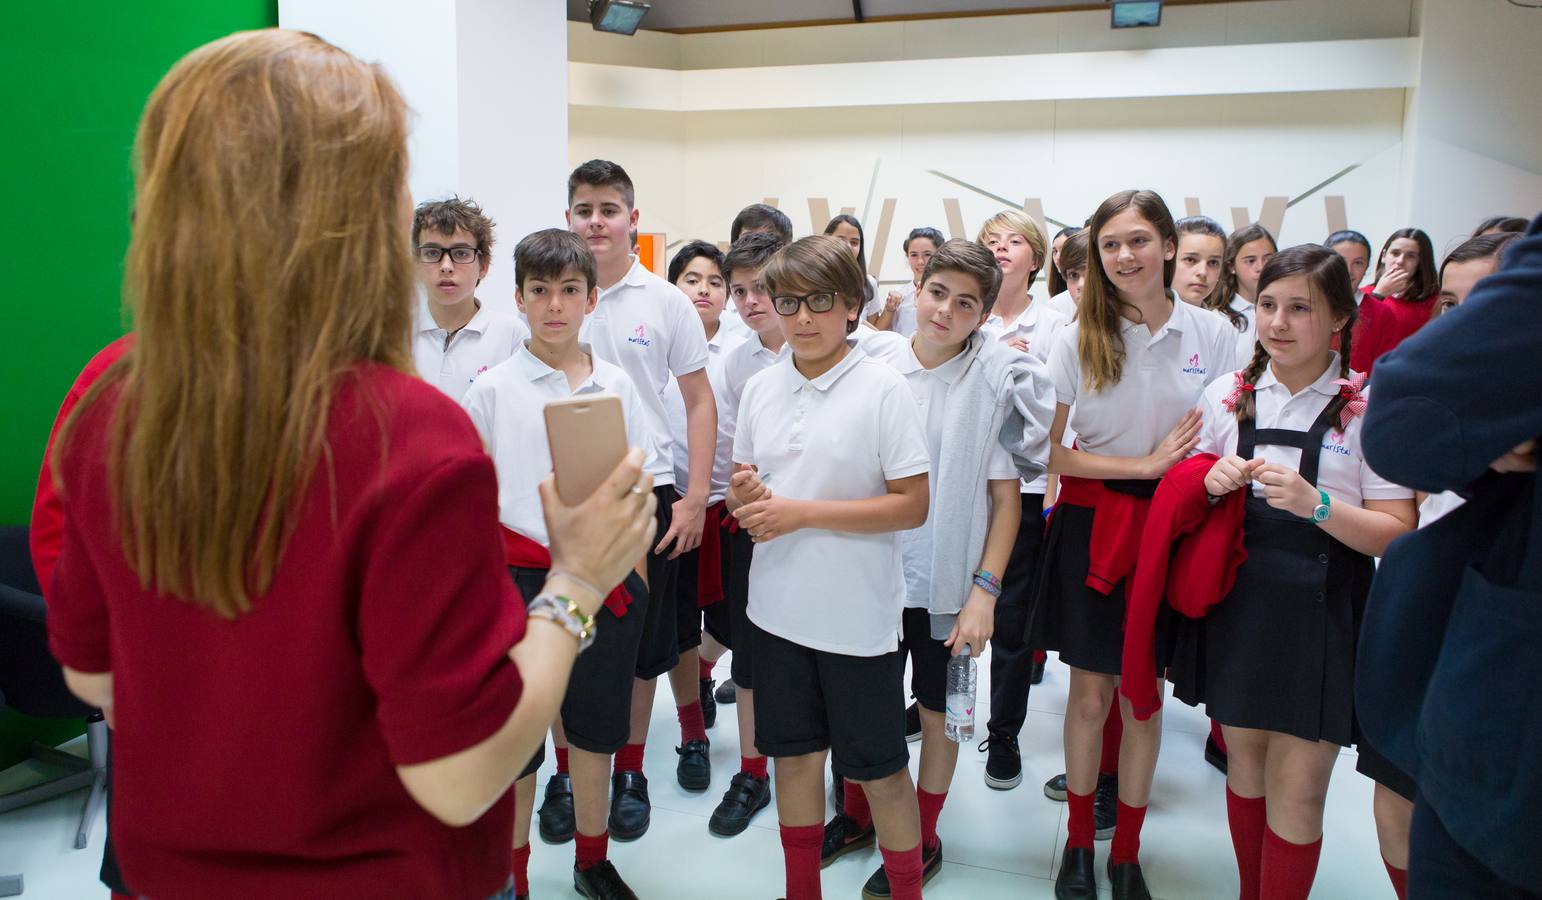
527,592,597,653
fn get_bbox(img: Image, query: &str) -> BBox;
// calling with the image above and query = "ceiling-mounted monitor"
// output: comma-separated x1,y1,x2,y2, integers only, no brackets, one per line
1111,0,1163,28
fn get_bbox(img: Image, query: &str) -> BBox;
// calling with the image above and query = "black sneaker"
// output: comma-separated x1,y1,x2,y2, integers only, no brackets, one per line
1044,773,1068,802
1094,773,1118,841
715,677,738,705
708,770,771,836
700,677,718,729
820,813,875,868
904,701,923,743
608,771,651,842
981,733,1023,790
573,860,640,900
676,739,711,792
859,839,943,899
536,772,575,844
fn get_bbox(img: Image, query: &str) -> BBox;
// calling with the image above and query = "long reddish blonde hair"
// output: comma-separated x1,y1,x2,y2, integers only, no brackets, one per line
62,29,416,617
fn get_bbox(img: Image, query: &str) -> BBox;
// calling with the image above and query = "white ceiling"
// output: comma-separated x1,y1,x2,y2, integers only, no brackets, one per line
567,0,1115,31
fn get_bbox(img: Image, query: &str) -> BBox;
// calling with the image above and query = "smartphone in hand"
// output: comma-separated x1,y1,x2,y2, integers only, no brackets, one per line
544,394,628,506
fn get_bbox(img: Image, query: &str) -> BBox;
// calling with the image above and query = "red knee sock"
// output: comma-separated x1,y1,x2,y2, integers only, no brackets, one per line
575,830,608,872
1100,705,1124,775
1110,800,1147,865
677,700,708,743
1210,719,1228,754
880,842,925,900
741,754,768,779
1226,787,1267,900
1383,854,1408,900
1034,648,1048,665
1067,788,1096,850
916,788,947,852
699,656,716,680
780,822,824,900
1259,826,1322,900
843,779,872,829
555,746,570,775
613,742,645,774
512,844,531,895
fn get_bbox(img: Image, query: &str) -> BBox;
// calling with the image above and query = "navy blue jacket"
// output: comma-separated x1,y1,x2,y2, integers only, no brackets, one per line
1360,212,1542,889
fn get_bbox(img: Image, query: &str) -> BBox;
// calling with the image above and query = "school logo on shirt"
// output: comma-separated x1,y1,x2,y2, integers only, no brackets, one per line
627,323,653,347
1322,429,1351,456
1181,352,1206,376
469,364,490,384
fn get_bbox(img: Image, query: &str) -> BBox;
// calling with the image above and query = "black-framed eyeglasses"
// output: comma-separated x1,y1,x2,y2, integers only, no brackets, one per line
417,244,481,265
772,291,838,316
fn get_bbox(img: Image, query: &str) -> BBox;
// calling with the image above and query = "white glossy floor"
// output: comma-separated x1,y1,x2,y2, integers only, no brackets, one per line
0,653,1396,899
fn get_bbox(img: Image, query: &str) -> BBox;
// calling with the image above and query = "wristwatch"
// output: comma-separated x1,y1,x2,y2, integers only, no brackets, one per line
528,592,597,652
1311,489,1332,523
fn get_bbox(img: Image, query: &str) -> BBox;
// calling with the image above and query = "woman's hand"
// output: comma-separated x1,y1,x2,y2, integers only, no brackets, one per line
944,586,996,657
1253,462,1321,519
1490,439,1537,474
733,496,804,543
1204,455,1262,498
1143,408,1203,479
540,447,657,617
1373,266,1411,299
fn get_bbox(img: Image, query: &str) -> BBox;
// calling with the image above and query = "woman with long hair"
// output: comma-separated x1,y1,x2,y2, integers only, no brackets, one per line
46,29,654,899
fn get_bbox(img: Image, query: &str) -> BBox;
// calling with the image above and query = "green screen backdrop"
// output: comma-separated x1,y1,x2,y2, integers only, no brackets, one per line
0,0,278,765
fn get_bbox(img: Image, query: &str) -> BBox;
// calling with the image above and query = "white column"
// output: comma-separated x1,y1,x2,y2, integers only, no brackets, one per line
279,0,569,312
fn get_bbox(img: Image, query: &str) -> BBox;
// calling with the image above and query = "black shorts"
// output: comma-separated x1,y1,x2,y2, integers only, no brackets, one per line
902,607,952,714
750,619,910,781
511,566,649,755
673,517,736,654
725,527,755,688
634,485,681,679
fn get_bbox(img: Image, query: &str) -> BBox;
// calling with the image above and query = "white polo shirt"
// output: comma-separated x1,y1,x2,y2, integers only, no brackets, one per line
865,283,920,336
1230,294,1258,363
1046,289,1077,321
733,346,931,656
663,327,745,503
412,296,529,403
864,335,1018,609
1048,293,1237,457
981,300,1070,493
1193,356,1411,507
580,256,710,487
460,341,657,546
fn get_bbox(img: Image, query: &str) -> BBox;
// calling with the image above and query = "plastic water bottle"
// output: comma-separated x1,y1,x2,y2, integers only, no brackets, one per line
944,644,977,743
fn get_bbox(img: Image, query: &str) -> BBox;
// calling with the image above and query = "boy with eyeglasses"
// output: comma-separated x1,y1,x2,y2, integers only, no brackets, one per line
411,196,528,402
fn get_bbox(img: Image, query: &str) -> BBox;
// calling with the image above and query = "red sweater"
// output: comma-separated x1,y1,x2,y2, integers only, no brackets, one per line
30,333,135,593
1119,455,1248,720
46,364,523,900
501,526,632,616
1350,285,1438,375
1055,475,1154,595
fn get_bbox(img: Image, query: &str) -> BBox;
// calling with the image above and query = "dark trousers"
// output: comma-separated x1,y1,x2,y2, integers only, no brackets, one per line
1410,795,1542,900
986,493,1045,739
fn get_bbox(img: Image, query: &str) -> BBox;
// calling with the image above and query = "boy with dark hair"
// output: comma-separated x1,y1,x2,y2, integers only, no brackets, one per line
731,203,795,245
559,159,717,843
462,228,657,900
411,196,527,402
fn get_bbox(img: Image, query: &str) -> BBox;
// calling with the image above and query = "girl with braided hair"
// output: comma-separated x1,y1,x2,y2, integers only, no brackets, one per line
1168,244,1418,900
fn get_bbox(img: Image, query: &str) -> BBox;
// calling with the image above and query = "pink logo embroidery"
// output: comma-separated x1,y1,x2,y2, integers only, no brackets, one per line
626,323,653,347
468,365,490,384
1182,353,1206,376
1188,353,1200,367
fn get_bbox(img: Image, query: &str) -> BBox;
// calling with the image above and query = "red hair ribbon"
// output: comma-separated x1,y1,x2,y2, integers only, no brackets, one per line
1332,372,1368,429
1220,371,1255,412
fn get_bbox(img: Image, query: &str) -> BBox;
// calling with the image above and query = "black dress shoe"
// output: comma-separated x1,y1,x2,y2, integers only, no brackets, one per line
700,677,718,729
1094,773,1119,841
536,772,575,844
715,677,738,704
1204,734,1229,774
676,739,712,792
820,812,876,868
1030,656,1047,685
573,860,640,900
608,771,651,841
1055,846,1098,900
1108,857,1153,900
708,771,771,836
904,701,923,743
859,839,943,899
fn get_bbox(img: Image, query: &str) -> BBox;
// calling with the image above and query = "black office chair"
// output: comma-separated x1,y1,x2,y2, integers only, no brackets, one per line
0,526,108,852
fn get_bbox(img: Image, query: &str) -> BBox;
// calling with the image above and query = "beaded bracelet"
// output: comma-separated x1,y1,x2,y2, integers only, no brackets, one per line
972,569,1003,598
